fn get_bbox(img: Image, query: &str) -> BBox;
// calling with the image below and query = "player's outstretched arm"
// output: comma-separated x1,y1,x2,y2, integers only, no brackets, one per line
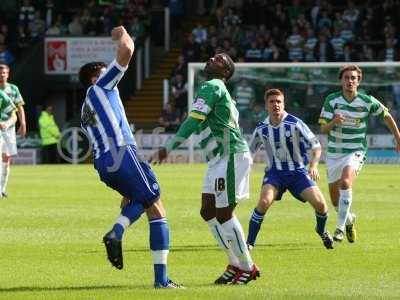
112,26,134,67
383,113,400,152
149,116,202,164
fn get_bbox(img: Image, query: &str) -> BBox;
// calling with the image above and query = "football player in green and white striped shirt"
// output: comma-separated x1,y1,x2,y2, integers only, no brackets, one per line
319,64,400,242
0,63,27,197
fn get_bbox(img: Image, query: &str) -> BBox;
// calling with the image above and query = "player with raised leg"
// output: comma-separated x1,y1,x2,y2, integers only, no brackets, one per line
319,65,400,242
151,53,259,285
246,89,334,250
79,26,182,288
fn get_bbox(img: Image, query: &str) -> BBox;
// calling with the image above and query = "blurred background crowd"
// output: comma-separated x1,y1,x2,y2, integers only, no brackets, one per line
0,0,399,143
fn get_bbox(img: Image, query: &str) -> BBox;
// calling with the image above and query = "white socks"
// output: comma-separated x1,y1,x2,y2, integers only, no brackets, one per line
336,188,352,231
207,217,239,267
1,162,9,194
115,215,130,229
220,216,253,271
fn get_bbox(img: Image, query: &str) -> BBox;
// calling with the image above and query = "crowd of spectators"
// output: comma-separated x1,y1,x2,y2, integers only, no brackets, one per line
165,0,400,133
0,0,152,64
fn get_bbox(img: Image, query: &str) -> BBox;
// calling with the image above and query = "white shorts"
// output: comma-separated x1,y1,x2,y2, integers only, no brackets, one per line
202,152,252,208
326,151,366,184
2,126,17,157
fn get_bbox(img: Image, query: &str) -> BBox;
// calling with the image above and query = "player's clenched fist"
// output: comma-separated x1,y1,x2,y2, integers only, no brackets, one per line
332,113,345,125
111,26,127,41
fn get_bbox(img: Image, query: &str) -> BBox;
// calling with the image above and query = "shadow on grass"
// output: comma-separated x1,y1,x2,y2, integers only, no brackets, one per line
86,242,313,254
0,284,146,293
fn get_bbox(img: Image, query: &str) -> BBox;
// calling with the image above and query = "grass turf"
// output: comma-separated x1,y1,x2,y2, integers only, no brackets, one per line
0,164,399,300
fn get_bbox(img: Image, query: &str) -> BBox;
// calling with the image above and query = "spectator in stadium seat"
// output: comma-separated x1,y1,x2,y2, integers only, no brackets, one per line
0,44,14,65
16,24,30,54
314,33,334,62
380,38,400,62
46,14,67,36
221,38,237,61
343,43,357,62
210,6,225,28
19,0,36,31
205,35,220,59
28,11,46,40
192,23,208,45
168,0,185,41
0,24,12,47
244,40,262,62
159,103,180,133
223,7,241,27
304,27,318,62
246,102,267,132
44,0,56,29
68,14,83,36
262,39,280,62
342,0,360,28
286,24,304,62
317,9,332,31
330,27,346,61
182,34,201,62
170,54,187,81
332,11,344,31
232,78,256,114
340,20,355,43
171,73,188,117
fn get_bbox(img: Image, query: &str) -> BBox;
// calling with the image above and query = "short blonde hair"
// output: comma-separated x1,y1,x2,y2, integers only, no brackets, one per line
264,88,284,101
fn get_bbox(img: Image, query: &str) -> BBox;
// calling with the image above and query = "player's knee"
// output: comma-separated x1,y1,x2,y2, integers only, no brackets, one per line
200,206,215,221
315,199,328,214
257,196,273,212
340,178,352,189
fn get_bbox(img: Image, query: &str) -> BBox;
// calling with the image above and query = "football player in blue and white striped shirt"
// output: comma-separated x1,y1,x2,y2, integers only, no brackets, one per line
79,26,181,289
246,88,334,250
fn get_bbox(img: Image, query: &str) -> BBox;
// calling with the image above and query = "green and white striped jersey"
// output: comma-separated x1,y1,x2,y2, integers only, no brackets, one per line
319,91,387,155
0,89,16,122
0,83,24,107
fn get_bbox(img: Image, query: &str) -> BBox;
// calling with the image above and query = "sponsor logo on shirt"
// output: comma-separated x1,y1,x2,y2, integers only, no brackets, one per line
193,97,208,113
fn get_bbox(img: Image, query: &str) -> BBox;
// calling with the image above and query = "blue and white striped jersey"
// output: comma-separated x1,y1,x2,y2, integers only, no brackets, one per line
80,59,135,159
250,112,321,171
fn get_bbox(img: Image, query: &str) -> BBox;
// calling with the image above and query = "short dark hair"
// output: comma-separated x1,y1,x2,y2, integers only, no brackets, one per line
264,88,284,101
338,64,362,80
78,62,107,89
0,63,9,71
221,53,235,80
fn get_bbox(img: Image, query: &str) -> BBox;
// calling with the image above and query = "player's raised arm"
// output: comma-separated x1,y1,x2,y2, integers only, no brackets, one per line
112,26,135,67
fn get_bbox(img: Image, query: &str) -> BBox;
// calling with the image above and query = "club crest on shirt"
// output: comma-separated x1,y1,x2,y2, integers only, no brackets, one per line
81,103,97,127
193,97,208,113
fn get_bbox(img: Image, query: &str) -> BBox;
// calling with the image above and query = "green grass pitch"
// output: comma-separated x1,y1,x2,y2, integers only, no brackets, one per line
0,164,399,300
